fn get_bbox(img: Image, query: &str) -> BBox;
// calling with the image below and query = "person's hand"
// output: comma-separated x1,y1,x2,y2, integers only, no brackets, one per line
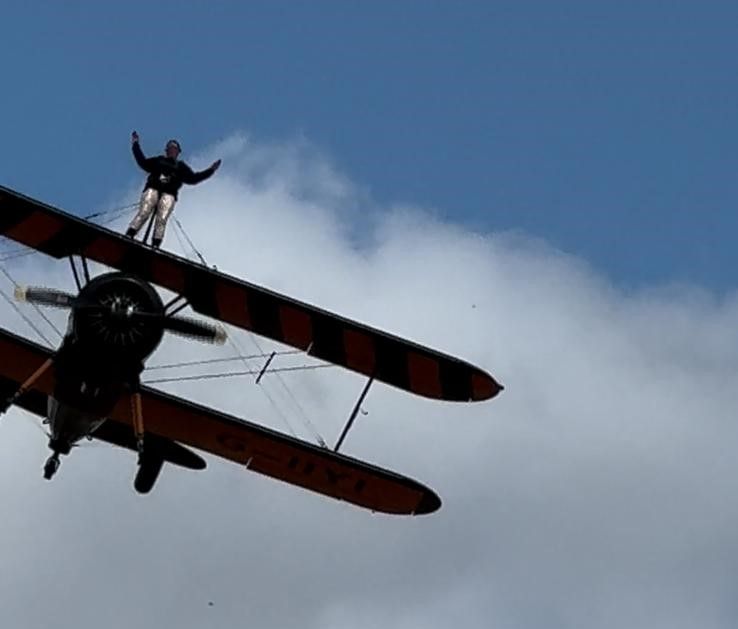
131,131,139,144
210,159,222,172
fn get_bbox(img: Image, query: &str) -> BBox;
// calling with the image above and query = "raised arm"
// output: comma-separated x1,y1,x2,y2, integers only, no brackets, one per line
131,131,155,173
181,159,222,185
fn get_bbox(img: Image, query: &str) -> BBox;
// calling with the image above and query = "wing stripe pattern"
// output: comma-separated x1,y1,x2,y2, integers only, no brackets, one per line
112,390,440,515
0,328,440,515
279,305,312,348
246,290,283,342
344,329,376,374
0,204,26,232
0,186,503,401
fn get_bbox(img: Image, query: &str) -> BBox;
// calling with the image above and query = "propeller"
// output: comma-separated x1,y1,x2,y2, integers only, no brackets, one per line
15,285,226,345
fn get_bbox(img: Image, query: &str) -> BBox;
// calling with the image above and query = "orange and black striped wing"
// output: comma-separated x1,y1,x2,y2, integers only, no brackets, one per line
0,185,503,402
0,329,56,411
109,387,440,515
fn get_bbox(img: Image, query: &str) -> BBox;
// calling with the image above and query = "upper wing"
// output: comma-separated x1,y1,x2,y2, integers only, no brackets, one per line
0,185,502,402
0,327,440,515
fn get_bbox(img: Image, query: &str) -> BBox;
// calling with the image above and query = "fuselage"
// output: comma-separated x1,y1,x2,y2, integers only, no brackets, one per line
46,396,107,455
45,272,165,457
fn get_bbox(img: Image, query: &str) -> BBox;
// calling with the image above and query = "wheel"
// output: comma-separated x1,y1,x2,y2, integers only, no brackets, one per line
134,453,164,494
43,456,60,480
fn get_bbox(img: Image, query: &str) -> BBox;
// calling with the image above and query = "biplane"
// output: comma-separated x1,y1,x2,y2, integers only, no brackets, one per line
0,185,502,515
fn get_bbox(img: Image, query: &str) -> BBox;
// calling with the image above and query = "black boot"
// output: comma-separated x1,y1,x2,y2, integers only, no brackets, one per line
125,227,136,239
152,237,162,249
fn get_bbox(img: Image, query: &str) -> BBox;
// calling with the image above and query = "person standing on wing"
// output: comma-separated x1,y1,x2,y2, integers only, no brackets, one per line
126,131,221,248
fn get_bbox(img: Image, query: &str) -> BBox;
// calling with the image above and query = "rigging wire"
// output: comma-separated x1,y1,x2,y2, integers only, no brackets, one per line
0,202,136,262
222,329,301,438
172,221,192,261
172,216,328,446
83,202,137,221
0,264,63,341
0,249,37,263
0,200,137,342
173,217,208,266
163,221,303,436
146,350,302,371
229,306,328,447
143,363,332,385
0,282,53,347
166,218,301,437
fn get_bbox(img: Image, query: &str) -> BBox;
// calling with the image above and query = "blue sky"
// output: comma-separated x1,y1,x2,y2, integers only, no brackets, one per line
2,1,738,290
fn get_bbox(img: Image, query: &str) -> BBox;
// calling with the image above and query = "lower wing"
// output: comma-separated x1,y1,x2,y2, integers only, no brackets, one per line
0,328,440,515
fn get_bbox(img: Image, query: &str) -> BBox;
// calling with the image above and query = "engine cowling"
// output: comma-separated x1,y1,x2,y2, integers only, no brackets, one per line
71,272,165,362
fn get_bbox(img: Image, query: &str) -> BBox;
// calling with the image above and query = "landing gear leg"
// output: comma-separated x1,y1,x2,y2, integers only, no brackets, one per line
0,358,54,415
43,453,60,480
130,390,145,463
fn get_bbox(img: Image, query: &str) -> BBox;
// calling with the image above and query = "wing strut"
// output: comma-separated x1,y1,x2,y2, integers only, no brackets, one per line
80,255,90,284
0,357,54,415
68,255,91,290
164,295,189,316
334,375,374,453
130,390,145,461
69,257,82,291
255,351,276,384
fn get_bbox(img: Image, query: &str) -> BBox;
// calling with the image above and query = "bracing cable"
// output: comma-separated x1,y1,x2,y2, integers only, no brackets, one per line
143,363,332,385
172,216,328,446
0,264,63,341
146,350,302,371
0,283,53,347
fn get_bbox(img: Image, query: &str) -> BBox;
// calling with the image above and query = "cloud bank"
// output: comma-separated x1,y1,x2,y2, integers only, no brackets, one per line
0,133,736,628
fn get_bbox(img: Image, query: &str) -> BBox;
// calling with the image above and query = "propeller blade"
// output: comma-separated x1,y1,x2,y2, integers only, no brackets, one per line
15,286,76,309
163,315,227,345
130,311,226,344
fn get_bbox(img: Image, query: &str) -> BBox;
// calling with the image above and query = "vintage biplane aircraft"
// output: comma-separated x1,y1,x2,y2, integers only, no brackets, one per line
0,185,502,515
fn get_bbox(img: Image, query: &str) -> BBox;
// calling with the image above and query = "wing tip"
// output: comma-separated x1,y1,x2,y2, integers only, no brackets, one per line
470,369,504,402
415,490,442,515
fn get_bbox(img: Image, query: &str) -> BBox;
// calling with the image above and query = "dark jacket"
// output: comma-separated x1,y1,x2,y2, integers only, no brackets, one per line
132,141,215,198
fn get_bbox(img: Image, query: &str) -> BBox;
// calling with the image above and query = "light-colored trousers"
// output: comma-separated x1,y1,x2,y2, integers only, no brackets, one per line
128,188,176,240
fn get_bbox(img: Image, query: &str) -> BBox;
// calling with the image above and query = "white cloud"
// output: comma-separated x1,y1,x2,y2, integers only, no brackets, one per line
0,133,736,628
